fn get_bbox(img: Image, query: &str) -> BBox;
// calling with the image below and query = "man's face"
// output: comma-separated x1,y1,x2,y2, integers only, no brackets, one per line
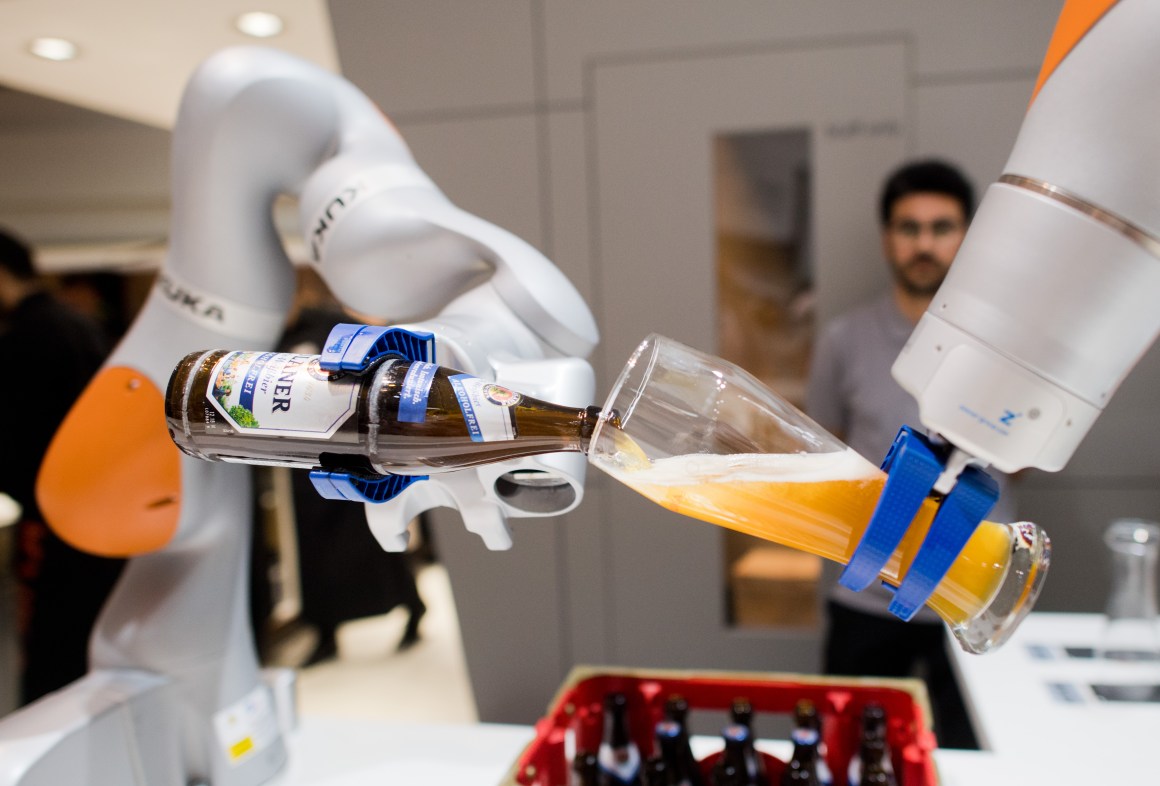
881,192,967,297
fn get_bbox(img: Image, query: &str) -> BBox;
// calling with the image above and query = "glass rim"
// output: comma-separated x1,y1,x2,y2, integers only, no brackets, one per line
591,333,664,452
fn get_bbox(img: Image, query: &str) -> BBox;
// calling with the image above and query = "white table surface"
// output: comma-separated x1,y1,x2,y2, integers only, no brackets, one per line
948,611,1159,784
272,717,1030,785
270,614,1160,786
272,717,535,785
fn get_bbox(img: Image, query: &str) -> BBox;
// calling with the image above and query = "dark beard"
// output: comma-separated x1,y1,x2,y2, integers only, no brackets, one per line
893,254,946,296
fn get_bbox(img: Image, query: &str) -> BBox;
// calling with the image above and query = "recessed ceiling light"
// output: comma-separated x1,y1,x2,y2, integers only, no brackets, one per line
236,11,284,38
29,37,79,62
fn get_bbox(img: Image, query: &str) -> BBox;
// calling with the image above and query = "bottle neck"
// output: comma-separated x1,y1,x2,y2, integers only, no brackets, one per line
579,405,602,451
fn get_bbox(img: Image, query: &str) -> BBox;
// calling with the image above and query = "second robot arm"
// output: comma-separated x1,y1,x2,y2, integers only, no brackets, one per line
893,0,1160,478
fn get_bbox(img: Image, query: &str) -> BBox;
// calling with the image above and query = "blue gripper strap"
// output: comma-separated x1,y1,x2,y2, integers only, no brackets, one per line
309,323,434,504
318,323,435,372
309,469,427,504
839,426,943,593
887,465,997,621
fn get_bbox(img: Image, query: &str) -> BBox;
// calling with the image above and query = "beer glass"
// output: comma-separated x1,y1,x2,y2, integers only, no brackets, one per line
588,334,1050,654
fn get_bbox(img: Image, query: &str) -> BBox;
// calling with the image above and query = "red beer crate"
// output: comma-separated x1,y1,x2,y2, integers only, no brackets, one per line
502,666,938,786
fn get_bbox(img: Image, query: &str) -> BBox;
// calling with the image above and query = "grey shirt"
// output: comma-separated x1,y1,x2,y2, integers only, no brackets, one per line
806,292,1016,619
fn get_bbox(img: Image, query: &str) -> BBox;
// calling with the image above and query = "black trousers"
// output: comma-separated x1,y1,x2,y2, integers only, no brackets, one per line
822,600,979,750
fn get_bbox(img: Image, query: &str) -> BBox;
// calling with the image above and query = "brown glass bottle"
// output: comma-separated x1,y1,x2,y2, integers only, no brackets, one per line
712,724,764,786
662,695,705,786
165,349,601,475
779,720,820,786
790,700,831,786
599,692,643,786
573,750,602,786
729,698,767,786
848,737,896,786
846,704,894,786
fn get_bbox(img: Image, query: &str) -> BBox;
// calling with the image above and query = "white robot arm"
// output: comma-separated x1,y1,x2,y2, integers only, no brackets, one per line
0,46,597,786
893,0,1160,479
289,77,599,549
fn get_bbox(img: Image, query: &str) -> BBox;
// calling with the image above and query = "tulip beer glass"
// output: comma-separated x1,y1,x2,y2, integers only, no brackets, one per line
588,334,1050,654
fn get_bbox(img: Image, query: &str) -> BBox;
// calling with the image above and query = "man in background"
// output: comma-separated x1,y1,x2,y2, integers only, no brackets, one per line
0,227,124,705
806,160,1015,749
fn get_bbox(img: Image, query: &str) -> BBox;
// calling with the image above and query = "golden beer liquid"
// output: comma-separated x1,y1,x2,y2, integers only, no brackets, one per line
602,448,1011,625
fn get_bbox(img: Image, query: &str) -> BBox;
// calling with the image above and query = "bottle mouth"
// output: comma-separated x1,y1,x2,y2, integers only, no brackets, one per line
948,521,1051,654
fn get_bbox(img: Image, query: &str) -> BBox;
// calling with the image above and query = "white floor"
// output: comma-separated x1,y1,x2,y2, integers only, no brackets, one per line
286,564,480,725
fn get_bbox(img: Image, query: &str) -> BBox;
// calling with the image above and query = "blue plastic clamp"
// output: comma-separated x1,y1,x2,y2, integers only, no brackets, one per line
839,425,1000,623
308,468,429,504
318,323,435,372
309,323,436,504
887,464,997,621
839,426,943,592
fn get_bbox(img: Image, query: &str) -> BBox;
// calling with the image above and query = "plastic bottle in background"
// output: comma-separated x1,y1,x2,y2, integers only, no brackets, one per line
1099,518,1160,661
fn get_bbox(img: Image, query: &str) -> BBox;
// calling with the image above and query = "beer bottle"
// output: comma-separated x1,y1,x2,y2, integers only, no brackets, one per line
655,719,705,786
711,724,762,786
847,737,896,786
166,349,602,474
779,721,820,786
728,698,766,785
662,696,704,786
598,692,643,786
573,750,601,786
644,756,669,786
790,700,831,786
847,704,894,786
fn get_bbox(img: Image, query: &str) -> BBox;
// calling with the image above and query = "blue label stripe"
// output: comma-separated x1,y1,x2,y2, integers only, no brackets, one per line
398,361,438,424
448,374,483,442
238,352,275,413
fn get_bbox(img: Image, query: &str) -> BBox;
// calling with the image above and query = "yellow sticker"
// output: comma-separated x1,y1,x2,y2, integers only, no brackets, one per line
229,737,255,761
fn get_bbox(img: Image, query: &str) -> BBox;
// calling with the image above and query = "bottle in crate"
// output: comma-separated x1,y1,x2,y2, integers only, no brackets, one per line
644,755,669,786
779,721,820,786
791,700,831,786
663,695,704,786
728,698,768,785
655,719,704,786
598,692,643,786
847,704,895,786
712,723,766,786
573,750,601,786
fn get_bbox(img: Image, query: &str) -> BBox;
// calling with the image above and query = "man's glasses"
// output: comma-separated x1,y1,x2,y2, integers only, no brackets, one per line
889,219,964,240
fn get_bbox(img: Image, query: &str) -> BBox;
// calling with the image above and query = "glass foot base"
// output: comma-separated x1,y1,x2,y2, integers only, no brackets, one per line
950,522,1051,654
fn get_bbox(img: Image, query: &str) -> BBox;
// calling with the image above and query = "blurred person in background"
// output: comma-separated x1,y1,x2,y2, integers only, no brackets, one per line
0,227,125,705
806,160,1017,749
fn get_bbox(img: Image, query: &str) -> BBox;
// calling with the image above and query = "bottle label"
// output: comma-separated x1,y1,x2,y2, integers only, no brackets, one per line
448,373,520,442
398,361,438,423
208,351,358,438
598,744,641,785
791,728,819,746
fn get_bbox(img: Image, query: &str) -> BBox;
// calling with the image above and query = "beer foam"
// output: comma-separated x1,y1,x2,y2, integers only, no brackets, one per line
599,447,880,486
